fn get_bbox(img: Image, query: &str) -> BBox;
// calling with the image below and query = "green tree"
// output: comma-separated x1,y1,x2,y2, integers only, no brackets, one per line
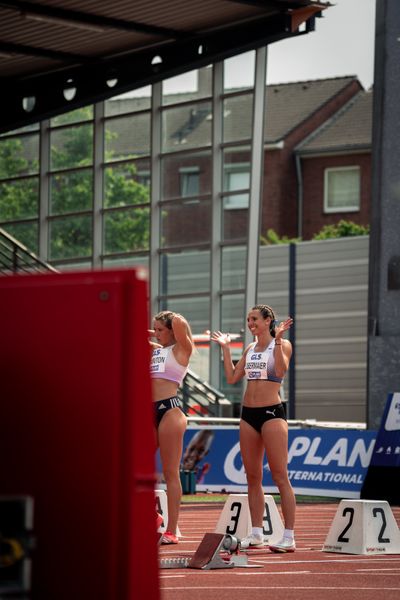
50,108,150,259
0,137,39,251
0,137,38,178
0,107,150,260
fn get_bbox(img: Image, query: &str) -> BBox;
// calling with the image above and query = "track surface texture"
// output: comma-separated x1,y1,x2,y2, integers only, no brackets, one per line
159,502,400,600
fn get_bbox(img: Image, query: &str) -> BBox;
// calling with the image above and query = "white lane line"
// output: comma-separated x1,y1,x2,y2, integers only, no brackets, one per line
161,586,400,591
164,568,400,577
159,555,400,564
159,550,195,554
357,568,400,572
244,557,400,565
218,571,400,577
235,571,311,575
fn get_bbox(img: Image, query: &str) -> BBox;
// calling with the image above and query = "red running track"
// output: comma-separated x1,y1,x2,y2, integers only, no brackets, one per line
159,502,400,600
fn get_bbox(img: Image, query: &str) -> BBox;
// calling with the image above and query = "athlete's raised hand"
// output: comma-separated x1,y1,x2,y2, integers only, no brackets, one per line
274,317,293,342
211,331,231,347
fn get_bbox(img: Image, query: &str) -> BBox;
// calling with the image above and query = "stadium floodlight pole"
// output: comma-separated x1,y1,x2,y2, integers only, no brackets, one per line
244,45,267,349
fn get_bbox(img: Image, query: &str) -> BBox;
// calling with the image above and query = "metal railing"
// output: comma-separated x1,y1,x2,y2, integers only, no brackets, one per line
0,228,58,275
186,415,367,429
178,369,231,418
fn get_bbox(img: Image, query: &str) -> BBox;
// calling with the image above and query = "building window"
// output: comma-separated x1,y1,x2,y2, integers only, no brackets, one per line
180,167,200,197
224,165,250,209
324,167,360,213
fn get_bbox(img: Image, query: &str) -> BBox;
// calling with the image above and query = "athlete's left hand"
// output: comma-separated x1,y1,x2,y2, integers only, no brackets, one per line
275,317,293,341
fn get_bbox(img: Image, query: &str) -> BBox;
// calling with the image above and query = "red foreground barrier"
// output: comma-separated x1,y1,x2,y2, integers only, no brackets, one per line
0,269,159,600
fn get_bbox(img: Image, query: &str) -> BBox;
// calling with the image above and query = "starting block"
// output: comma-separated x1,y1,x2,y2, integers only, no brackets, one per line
155,489,181,537
159,533,259,570
323,499,400,555
160,557,190,569
188,533,239,569
215,493,284,544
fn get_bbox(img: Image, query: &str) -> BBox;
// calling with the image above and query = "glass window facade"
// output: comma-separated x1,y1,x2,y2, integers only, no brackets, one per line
162,101,212,153
49,214,92,261
105,113,151,161
0,51,262,406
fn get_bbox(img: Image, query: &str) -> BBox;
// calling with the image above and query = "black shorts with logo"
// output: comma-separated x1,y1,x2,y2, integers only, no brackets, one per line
241,403,286,434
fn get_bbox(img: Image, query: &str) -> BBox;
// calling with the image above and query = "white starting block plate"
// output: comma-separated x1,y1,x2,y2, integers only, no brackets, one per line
214,493,284,544
155,489,181,537
323,499,400,555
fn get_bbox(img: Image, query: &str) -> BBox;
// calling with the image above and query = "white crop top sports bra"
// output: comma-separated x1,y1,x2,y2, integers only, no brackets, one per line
150,345,188,385
244,340,283,383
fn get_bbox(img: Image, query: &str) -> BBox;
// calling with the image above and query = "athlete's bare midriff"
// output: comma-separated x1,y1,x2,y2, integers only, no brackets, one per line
152,378,179,403
243,379,282,408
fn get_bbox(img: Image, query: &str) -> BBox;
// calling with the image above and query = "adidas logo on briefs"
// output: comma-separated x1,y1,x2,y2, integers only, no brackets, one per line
158,403,166,410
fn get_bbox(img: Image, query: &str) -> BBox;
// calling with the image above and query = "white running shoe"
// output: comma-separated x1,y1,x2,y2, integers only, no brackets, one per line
239,534,265,549
269,537,296,553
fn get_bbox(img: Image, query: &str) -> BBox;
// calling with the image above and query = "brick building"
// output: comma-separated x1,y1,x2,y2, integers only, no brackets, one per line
295,89,372,239
151,75,371,244
0,73,373,264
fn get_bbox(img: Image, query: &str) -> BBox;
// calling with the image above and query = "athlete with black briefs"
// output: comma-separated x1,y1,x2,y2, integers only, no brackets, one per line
149,311,194,545
211,304,296,553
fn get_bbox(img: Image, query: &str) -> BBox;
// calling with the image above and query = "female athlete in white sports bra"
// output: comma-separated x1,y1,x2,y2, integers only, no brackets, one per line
212,304,296,554
149,311,194,545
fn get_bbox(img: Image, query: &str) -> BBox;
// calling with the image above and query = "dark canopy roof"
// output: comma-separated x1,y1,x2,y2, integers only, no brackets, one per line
0,0,329,133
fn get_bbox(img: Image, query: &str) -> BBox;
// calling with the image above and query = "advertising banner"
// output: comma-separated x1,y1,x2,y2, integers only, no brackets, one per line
361,392,400,504
366,392,400,468
157,426,376,498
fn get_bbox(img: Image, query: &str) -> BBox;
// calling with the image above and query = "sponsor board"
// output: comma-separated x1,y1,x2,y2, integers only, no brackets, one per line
368,392,400,467
157,427,376,498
